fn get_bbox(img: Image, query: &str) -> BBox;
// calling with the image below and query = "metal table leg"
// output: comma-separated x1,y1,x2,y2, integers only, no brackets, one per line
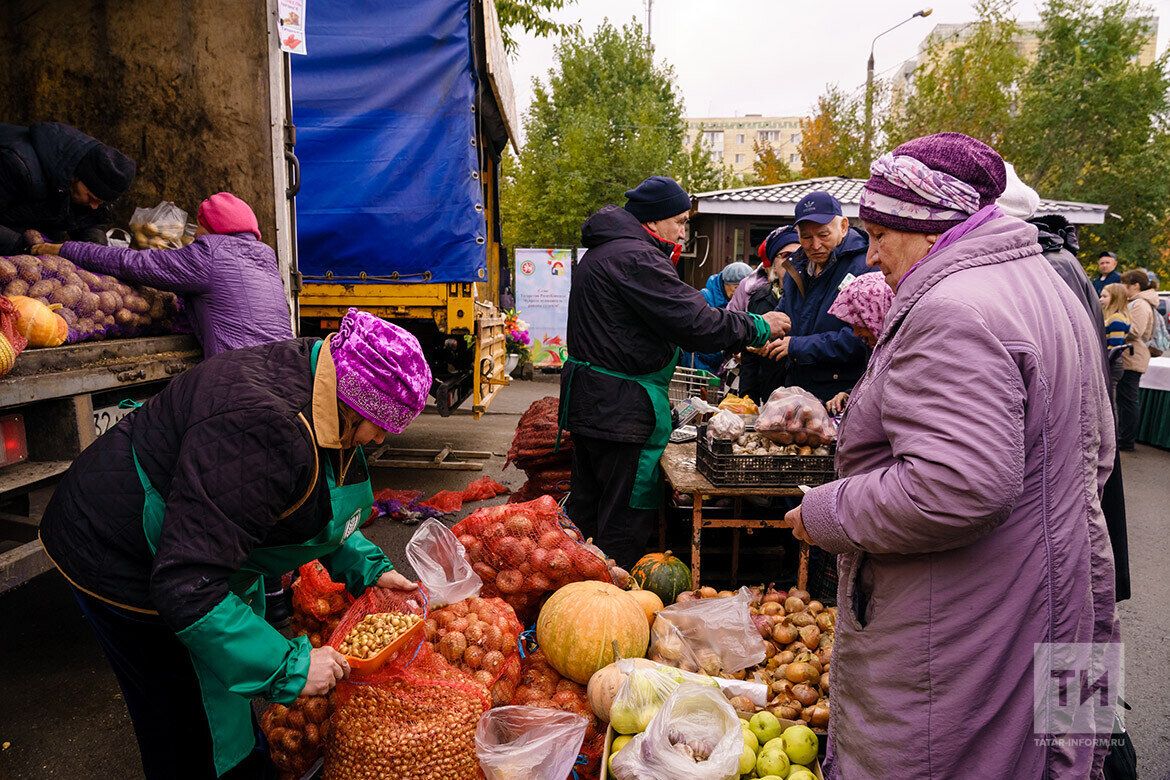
691,492,703,589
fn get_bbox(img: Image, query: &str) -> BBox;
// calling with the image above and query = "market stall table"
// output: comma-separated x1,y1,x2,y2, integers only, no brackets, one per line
1138,355,1170,449
660,442,810,590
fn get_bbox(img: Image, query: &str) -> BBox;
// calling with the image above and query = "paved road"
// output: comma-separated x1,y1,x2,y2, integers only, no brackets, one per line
1,377,1167,778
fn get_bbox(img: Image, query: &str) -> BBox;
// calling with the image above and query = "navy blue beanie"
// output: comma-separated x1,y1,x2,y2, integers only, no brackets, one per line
74,144,136,201
623,176,691,223
762,225,800,262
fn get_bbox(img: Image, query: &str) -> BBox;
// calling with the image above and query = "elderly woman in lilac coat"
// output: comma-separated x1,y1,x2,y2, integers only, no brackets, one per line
785,134,1119,779
32,191,292,357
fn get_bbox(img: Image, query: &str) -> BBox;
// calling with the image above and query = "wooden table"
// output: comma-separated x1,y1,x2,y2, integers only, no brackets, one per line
659,442,810,591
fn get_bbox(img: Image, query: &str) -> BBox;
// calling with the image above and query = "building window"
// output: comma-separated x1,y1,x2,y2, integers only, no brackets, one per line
758,130,782,143
790,133,800,144
733,228,745,261
702,130,724,152
712,151,723,162
789,153,799,164
735,153,745,164
736,133,745,144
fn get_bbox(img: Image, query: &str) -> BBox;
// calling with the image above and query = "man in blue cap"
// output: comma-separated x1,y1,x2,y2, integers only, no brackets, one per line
558,175,788,566
760,190,875,402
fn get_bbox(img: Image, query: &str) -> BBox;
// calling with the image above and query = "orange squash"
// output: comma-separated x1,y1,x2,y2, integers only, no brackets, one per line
626,584,664,626
8,295,67,347
630,550,692,605
535,581,649,684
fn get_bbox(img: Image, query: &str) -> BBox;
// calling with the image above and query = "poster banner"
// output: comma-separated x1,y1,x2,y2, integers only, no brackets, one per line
514,248,577,368
279,0,308,54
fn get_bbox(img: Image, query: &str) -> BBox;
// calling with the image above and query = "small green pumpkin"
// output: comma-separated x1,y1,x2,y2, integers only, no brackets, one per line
630,550,691,605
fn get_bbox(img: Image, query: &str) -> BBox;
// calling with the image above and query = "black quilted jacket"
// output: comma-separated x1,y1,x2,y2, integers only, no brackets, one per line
40,338,366,632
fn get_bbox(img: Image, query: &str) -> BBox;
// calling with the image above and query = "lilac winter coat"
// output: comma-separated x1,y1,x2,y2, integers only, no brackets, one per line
800,216,1119,779
60,233,292,356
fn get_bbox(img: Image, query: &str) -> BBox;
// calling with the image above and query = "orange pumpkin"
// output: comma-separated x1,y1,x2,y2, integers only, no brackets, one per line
536,581,649,684
626,584,664,626
8,295,67,347
630,550,692,605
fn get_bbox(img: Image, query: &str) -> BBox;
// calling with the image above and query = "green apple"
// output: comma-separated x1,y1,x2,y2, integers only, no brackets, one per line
739,744,757,775
785,770,816,780
780,724,819,766
612,735,632,754
755,746,791,777
749,711,783,745
762,737,785,755
742,725,759,752
757,777,785,780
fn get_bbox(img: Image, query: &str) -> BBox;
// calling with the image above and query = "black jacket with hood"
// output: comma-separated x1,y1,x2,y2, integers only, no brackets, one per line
560,205,763,443
0,122,116,254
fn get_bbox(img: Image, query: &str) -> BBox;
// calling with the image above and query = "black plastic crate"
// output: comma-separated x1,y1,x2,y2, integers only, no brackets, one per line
696,423,836,488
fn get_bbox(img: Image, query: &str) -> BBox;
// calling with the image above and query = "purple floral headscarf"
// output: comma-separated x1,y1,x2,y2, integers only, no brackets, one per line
332,308,432,434
828,273,894,337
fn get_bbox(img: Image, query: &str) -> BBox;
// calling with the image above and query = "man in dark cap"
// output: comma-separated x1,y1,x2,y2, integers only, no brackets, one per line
0,122,137,254
558,175,788,567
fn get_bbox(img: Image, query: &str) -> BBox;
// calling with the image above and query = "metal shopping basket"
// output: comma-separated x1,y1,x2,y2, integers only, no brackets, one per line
668,366,723,406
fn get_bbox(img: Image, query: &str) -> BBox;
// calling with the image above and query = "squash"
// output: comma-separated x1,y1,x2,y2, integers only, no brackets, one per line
536,581,649,684
630,550,692,605
586,655,656,721
626,584,664,626
8,295,67,347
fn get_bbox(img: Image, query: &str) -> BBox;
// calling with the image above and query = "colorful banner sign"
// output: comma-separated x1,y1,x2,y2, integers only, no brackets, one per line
513,248,577,368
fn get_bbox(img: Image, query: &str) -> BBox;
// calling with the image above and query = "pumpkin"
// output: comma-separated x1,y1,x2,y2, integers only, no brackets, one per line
626,585,664,626
630,550,692,605
9,295,67,347
586,656,656,721
536,581,649,684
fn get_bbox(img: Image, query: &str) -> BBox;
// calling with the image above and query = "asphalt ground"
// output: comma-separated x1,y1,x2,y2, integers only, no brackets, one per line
1,375,1167,778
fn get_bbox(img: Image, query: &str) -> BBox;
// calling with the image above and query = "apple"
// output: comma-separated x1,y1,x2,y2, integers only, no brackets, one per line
742,725,759,753
749,711,783,745
757,777,785,780
786,770,816,780
612,735,632,754
739,744,757,775
781,724,819,766
756,746,791,778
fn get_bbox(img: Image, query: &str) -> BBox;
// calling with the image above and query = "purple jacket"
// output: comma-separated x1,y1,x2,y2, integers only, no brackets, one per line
801,216,1118,779
61,233,292,356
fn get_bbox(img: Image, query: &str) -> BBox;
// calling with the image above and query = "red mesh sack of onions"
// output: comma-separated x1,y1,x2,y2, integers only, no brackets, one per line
756,386,839,446
325,641,491,780
260,695,332,779
289,560,354,648
451,496,613,624
513,649,606,780
424,595,524,706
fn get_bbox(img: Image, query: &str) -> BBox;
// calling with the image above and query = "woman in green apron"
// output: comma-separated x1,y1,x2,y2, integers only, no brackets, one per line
40,309,434,778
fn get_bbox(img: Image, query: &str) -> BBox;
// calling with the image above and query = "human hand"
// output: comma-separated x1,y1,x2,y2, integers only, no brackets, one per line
763,337,790,361
30,243,62,256
826,392,849,415
377,570,418,591
785,504,813,544
302,646,349,695
761,311,791,338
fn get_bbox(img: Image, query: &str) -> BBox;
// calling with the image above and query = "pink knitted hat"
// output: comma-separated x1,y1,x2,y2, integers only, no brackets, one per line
197,192,261,239
828,273,894,337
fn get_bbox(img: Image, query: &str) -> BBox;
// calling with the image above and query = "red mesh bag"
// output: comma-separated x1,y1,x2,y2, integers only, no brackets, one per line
259,695,331,778
289,560,353,648
420,490,465,514
451,496,612,623
512,649,605,780
424,596,524,706
0,296,28,378
461,476,509,502
325,640,491,780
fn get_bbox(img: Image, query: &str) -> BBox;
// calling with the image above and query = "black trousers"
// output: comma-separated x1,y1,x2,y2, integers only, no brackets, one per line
1115,370,1142,448
1102,450,1131,601
71,588,272,780
566,434,657,570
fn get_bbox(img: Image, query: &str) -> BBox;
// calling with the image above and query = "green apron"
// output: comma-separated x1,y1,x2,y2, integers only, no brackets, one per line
131,339,389,776
558,348,680,510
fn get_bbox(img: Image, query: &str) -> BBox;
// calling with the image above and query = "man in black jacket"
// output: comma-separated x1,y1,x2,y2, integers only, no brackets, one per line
0,122,136,254
560,176,787,567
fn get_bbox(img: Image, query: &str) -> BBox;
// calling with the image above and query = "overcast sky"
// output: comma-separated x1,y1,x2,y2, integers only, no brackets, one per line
507,0,1170,129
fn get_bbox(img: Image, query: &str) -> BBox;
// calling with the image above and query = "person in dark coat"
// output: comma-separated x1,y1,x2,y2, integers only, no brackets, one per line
0,122,136,254
737,226,799,404
760,191,875,402
560,176,787,567
1092,251,1122,295
39,310,430,779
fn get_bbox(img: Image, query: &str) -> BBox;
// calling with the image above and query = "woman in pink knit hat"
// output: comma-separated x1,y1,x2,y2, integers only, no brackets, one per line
33,191,292,357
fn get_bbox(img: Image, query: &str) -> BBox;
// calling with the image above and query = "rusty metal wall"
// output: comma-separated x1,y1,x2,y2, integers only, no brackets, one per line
0,0,279,242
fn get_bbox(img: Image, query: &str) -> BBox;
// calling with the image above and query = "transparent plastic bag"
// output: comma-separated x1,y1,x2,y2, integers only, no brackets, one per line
405,518,482,607
129,201,188,249
608,659,719,735
648,587,765,676
707,409,745,441
757,385,838,446
609,683,742,780
475,705,589,780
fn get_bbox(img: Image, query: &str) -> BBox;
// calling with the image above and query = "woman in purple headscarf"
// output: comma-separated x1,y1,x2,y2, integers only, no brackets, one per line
786,133,1119,779
39,308,433,779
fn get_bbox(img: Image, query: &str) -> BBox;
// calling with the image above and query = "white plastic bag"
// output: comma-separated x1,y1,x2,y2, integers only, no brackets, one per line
474,706,588,780
129,201,188,249
609,684,742,780
707,409,745,441
404,518,482,607
648,587,765,675
608,659,720,734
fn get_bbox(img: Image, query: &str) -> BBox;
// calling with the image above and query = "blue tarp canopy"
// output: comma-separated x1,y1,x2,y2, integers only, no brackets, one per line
292,0,486,283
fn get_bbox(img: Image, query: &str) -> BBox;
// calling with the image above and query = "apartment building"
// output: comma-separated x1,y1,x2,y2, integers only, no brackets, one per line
684,115,805,175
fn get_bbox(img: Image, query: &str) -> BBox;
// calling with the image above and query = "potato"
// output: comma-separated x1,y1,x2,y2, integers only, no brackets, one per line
5,279,29,297
51,284,84,309
15,256,40,284
28,279,55,299
0,258,16,284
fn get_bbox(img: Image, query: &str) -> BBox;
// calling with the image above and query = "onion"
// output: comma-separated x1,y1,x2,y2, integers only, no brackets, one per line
752,614,774,639
810,702,831,727
789,588,811,603
792,683,819,706
784,596,806,614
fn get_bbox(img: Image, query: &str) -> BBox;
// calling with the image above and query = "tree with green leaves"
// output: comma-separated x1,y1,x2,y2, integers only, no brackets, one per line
885,0,1027,148
751,141,798,185
798,85,870,178
671,126,747,193
497,0,579,53
501,20,685,248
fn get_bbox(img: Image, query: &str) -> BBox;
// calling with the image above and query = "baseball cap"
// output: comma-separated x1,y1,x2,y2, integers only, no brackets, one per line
793,191,843,225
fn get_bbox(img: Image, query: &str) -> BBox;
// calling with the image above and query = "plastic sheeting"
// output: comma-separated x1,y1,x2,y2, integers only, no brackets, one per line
291,0,487,284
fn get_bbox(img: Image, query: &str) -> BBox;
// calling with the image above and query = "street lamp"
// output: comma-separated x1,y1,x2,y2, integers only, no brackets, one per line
864,8,932,163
